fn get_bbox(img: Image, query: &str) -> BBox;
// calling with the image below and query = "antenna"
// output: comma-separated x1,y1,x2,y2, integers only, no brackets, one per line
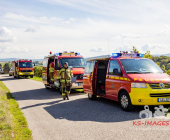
108,38,109,55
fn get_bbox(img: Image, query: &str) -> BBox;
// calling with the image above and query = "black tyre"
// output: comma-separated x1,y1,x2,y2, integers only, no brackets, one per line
119,91,134,111
88,93,96,100
17,75,20,79
45,84,50,89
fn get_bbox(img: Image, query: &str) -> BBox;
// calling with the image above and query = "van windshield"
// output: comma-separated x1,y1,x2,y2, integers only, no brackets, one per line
59,58,85,68
120,59,163,74
19,62,33,68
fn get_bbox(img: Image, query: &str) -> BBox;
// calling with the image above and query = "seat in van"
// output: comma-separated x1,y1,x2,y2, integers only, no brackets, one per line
97,62,106,84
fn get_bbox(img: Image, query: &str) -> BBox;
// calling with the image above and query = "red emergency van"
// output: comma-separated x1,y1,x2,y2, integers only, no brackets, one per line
83,52,170,111
42,51,85,92
12,59,34,78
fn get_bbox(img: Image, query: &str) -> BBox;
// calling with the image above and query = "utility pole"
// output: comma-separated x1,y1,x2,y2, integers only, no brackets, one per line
108,38,109,55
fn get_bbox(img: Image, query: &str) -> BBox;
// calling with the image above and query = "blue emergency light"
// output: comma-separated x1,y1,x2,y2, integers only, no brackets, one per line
55,53,62,56
75,52,80,56
137,53,143,57
112,52,143,58
112,53,121,58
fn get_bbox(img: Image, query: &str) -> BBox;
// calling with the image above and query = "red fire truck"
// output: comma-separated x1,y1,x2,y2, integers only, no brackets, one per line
42,51,85,92
12,59,34,79
83,51,170,111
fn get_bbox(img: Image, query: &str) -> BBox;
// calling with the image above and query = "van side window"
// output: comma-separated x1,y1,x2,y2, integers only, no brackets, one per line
43,58,48,67
109,60,121,75
84,61,95,74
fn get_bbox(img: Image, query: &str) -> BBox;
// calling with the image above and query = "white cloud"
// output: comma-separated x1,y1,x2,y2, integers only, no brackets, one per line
141,43,170,54
1,46,30,53
113,45,132,52
25,26,39,33
0,26,17,42
39,16,47,20
113,34,144,39
90,47,105,52
157,25,170,36
4,13,46,24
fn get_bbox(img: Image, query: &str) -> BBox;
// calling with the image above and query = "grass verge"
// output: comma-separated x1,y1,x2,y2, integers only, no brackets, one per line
0,81,32,140
28,76,42,82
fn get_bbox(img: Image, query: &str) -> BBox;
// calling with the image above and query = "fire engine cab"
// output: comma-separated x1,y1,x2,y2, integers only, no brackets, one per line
83,51,170,111
42,51,85,92
12,59,34,79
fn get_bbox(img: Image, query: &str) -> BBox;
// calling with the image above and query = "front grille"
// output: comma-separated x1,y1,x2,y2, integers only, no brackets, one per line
21,70,32,72
74,74,83,80
150,93,170,97
149,83,170,89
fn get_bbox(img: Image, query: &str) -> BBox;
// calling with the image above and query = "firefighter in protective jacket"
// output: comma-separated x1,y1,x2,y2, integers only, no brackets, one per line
49,62,54,83
57,62,73,100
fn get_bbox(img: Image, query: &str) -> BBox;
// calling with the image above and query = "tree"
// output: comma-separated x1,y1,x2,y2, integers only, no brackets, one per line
132,46,139,53
0,63,2,68
4,62,10,67
143,51,152,59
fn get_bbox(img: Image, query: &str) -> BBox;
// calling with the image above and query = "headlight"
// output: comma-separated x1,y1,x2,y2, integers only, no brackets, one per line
131,83,147,88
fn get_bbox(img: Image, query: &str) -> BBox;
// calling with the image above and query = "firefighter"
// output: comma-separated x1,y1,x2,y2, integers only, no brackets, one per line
57,62,73,100
49,62,54,83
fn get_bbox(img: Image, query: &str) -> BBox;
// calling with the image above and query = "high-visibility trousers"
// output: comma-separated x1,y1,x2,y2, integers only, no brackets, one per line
61,82,71,98
49,72,54,82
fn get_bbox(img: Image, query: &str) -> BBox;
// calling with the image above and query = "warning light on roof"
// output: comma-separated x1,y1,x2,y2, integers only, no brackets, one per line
50,51,52,54
112,52,143,58
75,52,80,56
137,54,143,57
112,53,121,58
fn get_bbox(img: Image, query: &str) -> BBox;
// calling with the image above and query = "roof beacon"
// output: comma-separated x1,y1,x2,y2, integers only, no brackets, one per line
112,51,143,58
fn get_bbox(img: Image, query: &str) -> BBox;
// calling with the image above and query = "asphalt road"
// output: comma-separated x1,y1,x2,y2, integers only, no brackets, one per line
1,74,170,140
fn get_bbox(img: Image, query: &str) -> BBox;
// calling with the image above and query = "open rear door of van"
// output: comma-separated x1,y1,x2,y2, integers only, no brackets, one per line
83,61,95,94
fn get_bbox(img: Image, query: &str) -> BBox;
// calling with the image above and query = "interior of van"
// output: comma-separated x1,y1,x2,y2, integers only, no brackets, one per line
96,60,109,95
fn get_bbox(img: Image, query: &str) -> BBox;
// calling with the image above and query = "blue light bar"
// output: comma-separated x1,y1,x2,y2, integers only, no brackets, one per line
137,53,143,57
112,53,121,58
75,52,80,56
139,54,143,57
55,52,62,56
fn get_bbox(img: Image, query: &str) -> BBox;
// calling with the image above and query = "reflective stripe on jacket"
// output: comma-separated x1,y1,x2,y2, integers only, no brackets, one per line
57,67,73,83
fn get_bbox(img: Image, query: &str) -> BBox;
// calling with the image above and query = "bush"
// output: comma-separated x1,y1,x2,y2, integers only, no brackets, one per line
33,66,42,77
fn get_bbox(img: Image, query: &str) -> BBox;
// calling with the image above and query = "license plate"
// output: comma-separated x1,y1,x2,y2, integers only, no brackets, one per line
78,83,83,86
25,73,28,74
158,98,170,102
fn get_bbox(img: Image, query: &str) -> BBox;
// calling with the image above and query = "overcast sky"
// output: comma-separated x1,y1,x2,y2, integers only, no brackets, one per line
0,0,170,59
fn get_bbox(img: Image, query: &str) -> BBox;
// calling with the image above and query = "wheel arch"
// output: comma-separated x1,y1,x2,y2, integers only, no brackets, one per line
118,88,129,101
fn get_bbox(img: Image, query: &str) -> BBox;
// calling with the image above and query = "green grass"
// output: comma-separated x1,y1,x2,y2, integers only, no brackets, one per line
28,76,42,82
0,81,32,140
